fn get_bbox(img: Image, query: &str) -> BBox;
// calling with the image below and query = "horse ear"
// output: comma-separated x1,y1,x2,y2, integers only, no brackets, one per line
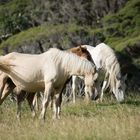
79,45,87,50
78,45,83,51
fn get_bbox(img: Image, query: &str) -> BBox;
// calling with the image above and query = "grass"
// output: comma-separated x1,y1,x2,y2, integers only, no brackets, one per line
102,0,140,51
0,92,140,140
0,23,85,53
106,34,140,51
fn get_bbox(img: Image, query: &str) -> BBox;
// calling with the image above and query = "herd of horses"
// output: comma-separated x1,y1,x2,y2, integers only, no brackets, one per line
0,43,127,120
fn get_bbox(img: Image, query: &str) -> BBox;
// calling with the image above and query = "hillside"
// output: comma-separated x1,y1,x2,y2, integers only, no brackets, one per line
0,0,139,91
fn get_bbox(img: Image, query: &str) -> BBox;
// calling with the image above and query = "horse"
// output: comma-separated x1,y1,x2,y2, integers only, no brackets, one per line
0,46,94,119
72,43,127,102
0,47,97,120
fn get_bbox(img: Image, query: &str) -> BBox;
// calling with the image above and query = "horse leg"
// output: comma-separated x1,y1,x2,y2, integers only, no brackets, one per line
0,77,8,101
0,80,15,105
39,82,52,120
16,90,26,120
52,91,62,119
55,78,72,119
52,95,57,119
53,79,70,119
100,80,107,102
92,79,102,101
0,81,5,100
84,86,91,102
52,78,71,119
72,76,77,103
26,92,36,118
32,92,40,111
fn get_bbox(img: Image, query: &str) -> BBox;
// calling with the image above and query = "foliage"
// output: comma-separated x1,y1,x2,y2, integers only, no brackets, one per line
0,0,34,35
102,0,140,50
0,23,84,51
0,0,127,37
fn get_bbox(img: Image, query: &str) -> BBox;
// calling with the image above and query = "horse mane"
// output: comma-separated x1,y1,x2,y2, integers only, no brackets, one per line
68,46,94,63
99,43,121,91
107,60,121,92
48,48,96,75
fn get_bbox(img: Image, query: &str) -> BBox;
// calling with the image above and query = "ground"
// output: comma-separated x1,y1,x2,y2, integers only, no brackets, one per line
0,92,139,140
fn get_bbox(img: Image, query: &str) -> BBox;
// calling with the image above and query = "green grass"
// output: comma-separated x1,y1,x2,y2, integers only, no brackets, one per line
102,0,140,51
0,23,86,53
0,93,140,140
106,34,140,51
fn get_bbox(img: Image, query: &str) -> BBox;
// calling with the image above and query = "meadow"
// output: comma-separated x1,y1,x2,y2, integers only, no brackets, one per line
0,92,139,140
0,1,139,139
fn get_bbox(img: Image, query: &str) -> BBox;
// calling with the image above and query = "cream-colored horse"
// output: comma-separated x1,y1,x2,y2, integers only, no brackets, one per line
0,46,94,119
0,48,97,120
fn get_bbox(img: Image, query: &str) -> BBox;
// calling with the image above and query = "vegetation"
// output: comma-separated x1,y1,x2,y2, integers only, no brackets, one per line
102,0,140,51
0,0,33,35
0,0,139,139
0,93,140,140
0,0,139,52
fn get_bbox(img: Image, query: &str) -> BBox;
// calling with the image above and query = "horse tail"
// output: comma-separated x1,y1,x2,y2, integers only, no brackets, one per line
0,56,12,74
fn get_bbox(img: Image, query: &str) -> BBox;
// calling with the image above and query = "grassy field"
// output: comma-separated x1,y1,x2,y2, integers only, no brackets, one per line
0,92,140,140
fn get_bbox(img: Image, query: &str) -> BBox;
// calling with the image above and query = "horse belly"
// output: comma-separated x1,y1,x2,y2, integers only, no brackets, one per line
13,79,45,92
9,69,45,92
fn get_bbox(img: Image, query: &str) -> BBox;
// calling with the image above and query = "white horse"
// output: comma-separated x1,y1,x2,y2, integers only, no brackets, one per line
0,48,97,120
72,43,127,102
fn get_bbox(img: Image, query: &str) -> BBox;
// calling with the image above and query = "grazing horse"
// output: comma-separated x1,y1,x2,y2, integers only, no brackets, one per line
72,43,127,102
0,46,94,119
0,48,97,120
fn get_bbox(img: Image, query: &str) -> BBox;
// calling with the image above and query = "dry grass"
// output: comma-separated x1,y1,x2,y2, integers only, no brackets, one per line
0,94,140,140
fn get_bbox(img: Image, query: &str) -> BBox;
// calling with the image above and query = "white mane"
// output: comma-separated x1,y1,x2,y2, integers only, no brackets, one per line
47,48,96,76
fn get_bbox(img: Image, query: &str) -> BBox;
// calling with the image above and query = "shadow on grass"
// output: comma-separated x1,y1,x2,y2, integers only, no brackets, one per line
96,99,140,107
121,100,140,106
97,102,117,107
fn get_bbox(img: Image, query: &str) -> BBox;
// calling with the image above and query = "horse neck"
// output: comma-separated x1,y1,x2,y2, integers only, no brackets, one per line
49,48,95,77
69,59,94,76
63,54,95,76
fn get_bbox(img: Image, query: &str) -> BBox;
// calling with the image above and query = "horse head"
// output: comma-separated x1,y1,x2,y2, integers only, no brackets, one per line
114,74,127,102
